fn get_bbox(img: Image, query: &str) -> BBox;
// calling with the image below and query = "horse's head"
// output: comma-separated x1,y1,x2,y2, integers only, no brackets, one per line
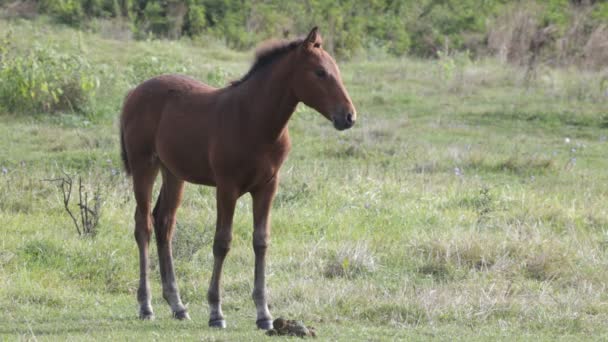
292,27,357,131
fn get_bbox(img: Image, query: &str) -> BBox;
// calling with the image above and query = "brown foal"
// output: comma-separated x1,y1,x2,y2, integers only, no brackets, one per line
119,27,356,329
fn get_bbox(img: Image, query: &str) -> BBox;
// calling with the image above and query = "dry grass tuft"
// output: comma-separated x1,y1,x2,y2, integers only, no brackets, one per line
487,4,541,65
1,0,38,19
524,249,573,281
323,242,377,279
411,232,584,287
582,24,608,69
488,2,608,70
414,238,498,281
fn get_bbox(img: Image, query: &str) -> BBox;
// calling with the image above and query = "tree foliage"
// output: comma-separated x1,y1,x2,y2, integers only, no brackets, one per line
22,0,608,59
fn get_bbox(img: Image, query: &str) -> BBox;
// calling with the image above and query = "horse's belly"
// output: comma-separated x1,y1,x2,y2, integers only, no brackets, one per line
176,166,216,186
156,136,216,186
162,153,215,185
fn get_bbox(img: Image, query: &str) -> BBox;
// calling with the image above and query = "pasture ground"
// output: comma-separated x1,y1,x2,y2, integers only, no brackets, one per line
1,18,608,340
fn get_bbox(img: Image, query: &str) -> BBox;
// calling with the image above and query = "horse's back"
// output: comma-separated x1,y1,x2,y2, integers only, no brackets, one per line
122,74,214,119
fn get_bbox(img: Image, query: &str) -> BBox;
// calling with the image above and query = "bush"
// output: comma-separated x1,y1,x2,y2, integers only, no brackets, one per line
81,0,122,18
592,2,608,21
16,0,608,62
0,32,99,114
39,0,85,26
126,54,191,84
38,0,125,25
183,2,206,36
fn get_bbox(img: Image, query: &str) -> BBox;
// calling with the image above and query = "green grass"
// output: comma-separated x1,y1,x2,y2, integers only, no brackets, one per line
1,17,608,340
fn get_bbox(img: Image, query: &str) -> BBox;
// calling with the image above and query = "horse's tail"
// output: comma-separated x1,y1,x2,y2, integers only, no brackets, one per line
120,91,132,176
120,125,131,176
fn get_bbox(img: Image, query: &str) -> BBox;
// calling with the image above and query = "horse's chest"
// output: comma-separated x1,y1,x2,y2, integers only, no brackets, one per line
243,145,288,180
216,141,289,191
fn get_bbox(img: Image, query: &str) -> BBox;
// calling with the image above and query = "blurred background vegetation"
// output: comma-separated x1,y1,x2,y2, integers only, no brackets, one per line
1,0,607,63
1,0,607,117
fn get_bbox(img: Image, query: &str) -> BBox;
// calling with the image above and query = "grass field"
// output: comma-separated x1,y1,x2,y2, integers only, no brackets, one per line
1,17,608,340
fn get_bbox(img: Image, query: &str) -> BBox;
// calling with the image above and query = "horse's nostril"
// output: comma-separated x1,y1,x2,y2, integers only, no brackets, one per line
346,113,353,124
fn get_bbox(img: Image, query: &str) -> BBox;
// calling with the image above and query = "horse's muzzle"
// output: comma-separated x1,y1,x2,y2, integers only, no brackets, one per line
333,112,356,131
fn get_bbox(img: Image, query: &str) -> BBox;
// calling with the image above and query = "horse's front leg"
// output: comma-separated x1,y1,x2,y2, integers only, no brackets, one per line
207,186,238,328
251,179,278,330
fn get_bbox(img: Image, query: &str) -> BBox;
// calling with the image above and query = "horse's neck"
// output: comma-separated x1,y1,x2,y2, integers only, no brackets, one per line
230,56,298,143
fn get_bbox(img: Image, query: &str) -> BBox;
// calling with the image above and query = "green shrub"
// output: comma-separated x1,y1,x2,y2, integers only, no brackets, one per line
39,0,85,26
592,2,608,21
140,0,168,36
81,0,122,18
39,0,126,25
24,0,608,60
184,2,206,36
0,33,99,114
126,54,191,84
542,0,570,30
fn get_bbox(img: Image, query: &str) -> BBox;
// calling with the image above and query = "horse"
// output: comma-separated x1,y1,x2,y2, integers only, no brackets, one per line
119,27,356,329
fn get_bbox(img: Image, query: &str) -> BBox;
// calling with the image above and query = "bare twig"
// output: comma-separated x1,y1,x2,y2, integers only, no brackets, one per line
44,172,101,237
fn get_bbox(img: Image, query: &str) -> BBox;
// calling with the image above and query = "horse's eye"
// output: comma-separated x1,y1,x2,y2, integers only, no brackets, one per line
315,69,328,78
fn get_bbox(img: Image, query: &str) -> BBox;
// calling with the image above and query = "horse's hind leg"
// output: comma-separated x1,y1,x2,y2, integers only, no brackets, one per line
132,163,160,320
153,168,189,320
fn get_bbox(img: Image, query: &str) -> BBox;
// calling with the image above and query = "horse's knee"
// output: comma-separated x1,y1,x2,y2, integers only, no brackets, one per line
252,231,269,252
213,238,231,257
134,210,152,243
154,215,175,246
134,229,150,245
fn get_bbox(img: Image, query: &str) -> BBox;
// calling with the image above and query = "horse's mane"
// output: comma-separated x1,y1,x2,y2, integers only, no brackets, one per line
231,38,304,87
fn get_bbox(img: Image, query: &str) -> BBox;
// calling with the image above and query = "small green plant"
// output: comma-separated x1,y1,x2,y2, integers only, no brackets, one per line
127,55,190,84
437,49,472,91
206,66,230,87
437,50,457,82
475,186,494,226
0,32,98,114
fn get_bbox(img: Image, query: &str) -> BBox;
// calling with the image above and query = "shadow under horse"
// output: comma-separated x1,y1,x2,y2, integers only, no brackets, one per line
119,27,356,329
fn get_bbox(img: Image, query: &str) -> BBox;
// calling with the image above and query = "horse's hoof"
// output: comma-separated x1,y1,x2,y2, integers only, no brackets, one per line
256,319,273,330
209,319,226,328
173,310,190,320
139,311,155,320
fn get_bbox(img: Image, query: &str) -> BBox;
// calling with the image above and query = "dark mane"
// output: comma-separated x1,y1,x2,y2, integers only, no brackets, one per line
231,38,304,87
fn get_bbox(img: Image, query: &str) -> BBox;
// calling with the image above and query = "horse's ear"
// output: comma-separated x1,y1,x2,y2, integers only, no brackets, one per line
305,27,322,48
